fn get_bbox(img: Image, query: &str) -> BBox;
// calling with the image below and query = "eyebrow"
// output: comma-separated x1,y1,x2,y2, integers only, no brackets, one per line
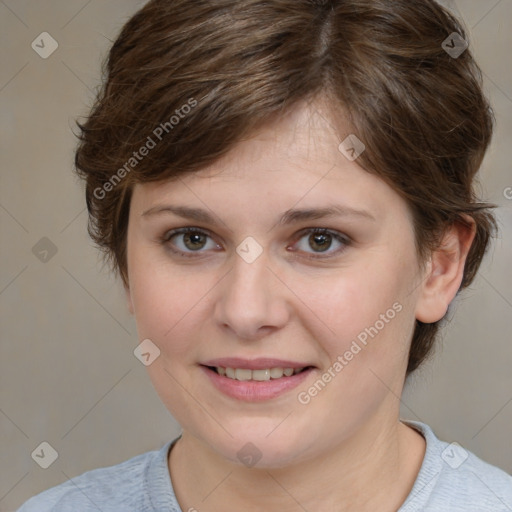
141,204,376,227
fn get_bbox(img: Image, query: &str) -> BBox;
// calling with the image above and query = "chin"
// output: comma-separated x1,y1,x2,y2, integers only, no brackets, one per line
204,427,313,470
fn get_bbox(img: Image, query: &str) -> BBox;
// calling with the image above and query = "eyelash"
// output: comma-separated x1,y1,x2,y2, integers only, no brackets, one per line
160,226,351,260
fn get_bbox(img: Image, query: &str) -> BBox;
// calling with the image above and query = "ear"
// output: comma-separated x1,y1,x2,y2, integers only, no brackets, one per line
415,217,476,323
124,281,134,315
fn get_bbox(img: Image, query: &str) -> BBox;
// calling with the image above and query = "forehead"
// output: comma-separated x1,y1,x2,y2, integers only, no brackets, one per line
130,98,407,223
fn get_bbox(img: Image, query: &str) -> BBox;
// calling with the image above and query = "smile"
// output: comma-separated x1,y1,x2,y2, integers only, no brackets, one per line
211,366,310,381
201,364,316,402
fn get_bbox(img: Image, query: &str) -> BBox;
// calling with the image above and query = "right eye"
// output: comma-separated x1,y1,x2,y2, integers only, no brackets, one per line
161,227,221,257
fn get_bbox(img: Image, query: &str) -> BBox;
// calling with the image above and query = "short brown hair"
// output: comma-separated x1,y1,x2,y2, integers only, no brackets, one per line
74,0,497,374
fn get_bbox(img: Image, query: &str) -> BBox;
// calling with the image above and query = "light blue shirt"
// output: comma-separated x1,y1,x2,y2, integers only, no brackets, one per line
17,420,512,511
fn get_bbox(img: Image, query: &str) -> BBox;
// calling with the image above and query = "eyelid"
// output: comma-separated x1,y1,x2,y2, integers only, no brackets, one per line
162,226,220,250
288,227,351,258
293,226,351,244
162,226,216,242
161,226,351,259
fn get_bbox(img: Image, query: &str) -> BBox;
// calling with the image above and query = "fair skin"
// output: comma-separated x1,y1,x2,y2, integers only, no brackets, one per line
124,97,475,512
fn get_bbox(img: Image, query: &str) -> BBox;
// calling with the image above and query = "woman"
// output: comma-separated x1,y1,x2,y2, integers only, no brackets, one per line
18,0,512,510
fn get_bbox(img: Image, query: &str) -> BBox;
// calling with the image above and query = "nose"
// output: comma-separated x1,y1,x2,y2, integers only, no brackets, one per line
213,247,290,341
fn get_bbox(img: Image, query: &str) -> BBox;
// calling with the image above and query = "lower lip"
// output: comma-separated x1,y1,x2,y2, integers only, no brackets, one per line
200,365,315,402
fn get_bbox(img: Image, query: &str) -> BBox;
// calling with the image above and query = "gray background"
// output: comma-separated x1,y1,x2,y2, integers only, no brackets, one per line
1,1,511,510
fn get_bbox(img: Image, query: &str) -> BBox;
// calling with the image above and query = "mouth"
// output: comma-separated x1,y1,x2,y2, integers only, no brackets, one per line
199,360,316,402
204,365,314,381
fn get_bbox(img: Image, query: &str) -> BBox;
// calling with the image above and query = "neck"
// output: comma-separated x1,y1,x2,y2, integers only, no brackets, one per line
168,412,425,512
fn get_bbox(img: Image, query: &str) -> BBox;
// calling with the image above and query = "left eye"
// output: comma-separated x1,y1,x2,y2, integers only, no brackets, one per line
291,227,349,257
162,227,349,258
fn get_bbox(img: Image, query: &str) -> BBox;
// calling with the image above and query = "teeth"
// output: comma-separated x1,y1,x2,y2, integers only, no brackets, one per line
252,369,270,381
270,367,284,379
235,368,252,381
215,366,306,381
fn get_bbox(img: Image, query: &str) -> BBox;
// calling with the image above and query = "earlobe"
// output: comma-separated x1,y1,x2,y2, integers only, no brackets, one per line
415,217,476,324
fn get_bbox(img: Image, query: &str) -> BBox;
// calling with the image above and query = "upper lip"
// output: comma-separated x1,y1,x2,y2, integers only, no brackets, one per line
201,358,314,370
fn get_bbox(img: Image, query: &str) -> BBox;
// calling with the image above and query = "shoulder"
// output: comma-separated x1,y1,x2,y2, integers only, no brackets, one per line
16,443,172,512
401,420,512,512
432,447,512,511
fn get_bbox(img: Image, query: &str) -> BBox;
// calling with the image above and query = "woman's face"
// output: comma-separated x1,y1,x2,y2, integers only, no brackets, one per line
125,98,428,468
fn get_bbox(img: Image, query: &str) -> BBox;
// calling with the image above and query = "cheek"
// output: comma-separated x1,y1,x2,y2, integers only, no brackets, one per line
307,258,409,336
128,256,223,359
294,260,416,425
128,259,191,352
